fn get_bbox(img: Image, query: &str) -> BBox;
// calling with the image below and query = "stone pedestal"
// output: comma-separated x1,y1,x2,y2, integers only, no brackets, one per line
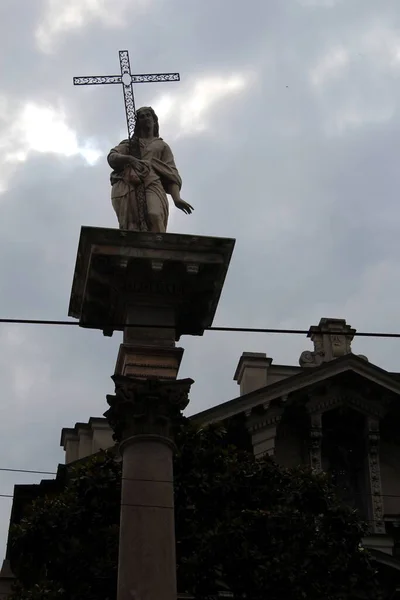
68,227,235,342
68,228,235,600
115,345,184,379
245,402,283,458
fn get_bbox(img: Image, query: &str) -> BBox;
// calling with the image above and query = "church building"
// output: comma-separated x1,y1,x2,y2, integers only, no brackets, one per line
2,316,400,598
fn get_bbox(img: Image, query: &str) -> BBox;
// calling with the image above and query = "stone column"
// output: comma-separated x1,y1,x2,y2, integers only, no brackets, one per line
105,375,193,600
308,412,323,472
78,426,93,459
245,403,283,458
365,416,385,534
68,228,235,600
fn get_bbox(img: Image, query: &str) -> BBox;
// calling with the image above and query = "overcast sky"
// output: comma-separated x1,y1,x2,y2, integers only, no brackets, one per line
1,0,400,561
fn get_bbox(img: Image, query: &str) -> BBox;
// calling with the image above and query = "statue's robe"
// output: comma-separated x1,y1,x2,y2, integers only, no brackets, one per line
108,137,182,232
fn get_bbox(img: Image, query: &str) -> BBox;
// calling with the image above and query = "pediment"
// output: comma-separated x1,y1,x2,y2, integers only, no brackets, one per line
193,354,400,425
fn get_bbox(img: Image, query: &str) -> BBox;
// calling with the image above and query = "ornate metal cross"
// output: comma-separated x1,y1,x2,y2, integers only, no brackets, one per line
73,50,180,138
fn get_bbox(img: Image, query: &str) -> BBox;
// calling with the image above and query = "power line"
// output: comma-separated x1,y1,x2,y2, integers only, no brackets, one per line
0,490,395,525
3,466,400,500
1,318,400,339
0,467,56,476
2,467,400,528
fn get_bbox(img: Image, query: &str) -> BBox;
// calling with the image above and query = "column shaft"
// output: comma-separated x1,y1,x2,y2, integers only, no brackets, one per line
118,437,176,600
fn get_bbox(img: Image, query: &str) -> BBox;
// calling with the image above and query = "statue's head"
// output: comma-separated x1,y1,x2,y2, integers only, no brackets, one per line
133,106,160,138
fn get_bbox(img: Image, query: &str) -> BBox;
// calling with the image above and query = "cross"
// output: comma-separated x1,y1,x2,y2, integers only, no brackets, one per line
73,50,180,139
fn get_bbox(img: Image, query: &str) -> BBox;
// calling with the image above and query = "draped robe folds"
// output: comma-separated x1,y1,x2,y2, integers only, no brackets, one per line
107,137,182,233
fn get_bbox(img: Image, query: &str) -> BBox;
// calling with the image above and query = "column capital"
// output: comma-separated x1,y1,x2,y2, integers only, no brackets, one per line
104,375,193,442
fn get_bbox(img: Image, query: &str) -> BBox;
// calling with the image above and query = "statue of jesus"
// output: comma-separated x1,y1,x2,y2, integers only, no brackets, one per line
107,106,193,232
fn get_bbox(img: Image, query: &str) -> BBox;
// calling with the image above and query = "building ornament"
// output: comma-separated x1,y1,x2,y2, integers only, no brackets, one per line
366,417,385,534
308,412,323,473
299,318,368,368
306,385,388,420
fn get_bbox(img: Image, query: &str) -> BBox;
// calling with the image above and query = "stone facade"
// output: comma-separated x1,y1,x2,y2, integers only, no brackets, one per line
60,417,115,463
60,319,400,553
59,319,400,553
195,318,400,569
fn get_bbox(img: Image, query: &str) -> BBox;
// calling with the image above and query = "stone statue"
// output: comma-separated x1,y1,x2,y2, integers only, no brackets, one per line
107,106,194,232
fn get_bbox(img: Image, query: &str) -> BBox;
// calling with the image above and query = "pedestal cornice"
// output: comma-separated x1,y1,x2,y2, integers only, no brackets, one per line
68,228,235,339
